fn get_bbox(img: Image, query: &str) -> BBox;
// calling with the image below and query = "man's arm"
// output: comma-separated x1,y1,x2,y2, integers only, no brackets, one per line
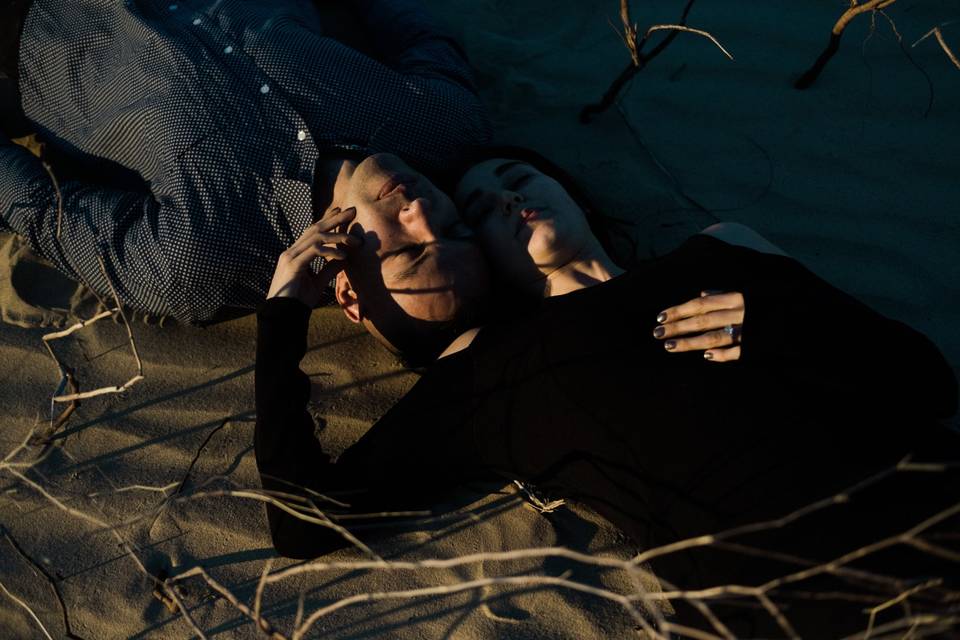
0,133,227,324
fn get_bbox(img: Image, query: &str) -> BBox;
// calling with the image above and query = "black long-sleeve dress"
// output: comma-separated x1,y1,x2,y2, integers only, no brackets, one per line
255,234,958,614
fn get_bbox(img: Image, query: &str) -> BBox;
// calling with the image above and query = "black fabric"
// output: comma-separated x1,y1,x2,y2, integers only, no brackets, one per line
0,0,32,81
255,234,959,630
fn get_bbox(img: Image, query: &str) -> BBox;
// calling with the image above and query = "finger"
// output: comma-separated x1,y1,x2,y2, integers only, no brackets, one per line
663,328,737,353
286,220,361,258
317,206,356,232
289,243,348,268
654,309,743,339
700,289,725,297
704,346,741,362
656,292,744,323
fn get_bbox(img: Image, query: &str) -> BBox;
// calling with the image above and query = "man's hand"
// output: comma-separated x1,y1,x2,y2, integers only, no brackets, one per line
267,207,360,308
652,291,744,362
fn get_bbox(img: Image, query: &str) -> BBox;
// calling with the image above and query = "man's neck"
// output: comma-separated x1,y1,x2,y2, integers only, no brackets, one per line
543,243,625,297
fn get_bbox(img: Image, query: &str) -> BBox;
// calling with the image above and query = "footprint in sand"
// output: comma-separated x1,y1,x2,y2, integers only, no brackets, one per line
0,232,97,329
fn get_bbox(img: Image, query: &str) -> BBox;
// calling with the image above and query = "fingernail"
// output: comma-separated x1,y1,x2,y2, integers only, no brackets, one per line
653,326,665,338
704,351,714,360
656,312,667,323
664,340,676,351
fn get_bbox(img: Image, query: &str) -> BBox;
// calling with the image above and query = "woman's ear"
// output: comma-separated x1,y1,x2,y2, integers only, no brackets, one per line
335,271,361,323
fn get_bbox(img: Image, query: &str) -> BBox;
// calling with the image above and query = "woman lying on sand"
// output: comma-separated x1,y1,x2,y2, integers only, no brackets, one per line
255,151,958,633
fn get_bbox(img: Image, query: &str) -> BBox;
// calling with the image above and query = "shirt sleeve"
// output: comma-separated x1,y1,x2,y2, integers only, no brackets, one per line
0,137,191,319
254,296,482,559
736,249,958,419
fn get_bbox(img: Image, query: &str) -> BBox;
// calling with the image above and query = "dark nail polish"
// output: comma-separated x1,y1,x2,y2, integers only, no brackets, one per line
653,326,665,338
704,351,714,360
656,312,667,323
665,340,676,351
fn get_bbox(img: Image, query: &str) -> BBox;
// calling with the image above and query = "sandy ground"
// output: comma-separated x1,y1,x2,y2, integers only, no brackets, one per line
1,0,958,638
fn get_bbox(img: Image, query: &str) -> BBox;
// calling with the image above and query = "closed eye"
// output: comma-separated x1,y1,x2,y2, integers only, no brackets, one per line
507,172,535,191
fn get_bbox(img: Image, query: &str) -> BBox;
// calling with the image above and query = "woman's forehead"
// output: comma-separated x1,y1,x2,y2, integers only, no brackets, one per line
456,158,527,198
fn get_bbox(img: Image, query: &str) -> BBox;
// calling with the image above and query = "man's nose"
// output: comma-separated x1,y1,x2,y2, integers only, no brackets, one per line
398,197,438,240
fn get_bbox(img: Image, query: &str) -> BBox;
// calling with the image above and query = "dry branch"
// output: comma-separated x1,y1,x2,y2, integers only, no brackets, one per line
1,526,86,639
795,0,899,89
0,578,54,640
912,25,960,70
41,256,144,407
582,0,700,122
2,402,958,638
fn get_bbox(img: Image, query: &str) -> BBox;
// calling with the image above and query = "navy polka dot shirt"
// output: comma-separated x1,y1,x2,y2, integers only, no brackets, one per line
0,0,490,324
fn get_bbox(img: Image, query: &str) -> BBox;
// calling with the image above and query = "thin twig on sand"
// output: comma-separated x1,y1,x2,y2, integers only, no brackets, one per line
40,256,144,409
795,0,899,89
1,526,86,640
584,0,733,122
912,24,960,70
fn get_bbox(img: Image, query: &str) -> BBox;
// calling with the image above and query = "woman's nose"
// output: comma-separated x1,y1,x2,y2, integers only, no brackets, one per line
500,190,524,216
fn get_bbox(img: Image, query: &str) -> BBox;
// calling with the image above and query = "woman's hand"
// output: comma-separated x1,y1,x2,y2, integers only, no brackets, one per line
267,207,361,308
652,291,744,362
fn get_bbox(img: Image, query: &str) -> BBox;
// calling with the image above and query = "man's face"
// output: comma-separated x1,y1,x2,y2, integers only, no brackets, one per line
332,153,490,354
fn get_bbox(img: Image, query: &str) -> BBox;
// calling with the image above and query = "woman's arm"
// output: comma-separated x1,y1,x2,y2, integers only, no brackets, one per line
654,234,957,418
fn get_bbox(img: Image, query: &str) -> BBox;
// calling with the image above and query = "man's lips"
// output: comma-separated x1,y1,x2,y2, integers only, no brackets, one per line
378,174,416,200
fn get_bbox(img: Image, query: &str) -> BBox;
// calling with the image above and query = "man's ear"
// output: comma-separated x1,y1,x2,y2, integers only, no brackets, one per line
335,271,361,323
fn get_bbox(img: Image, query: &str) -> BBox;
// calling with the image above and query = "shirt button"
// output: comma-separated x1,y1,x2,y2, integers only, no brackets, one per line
193,18,201,25
224,45,233,54
297,130,307,141
260,84,270,94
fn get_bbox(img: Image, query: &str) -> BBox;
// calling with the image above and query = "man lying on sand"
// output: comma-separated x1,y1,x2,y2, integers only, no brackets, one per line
254,149,958,635
0,0,489,325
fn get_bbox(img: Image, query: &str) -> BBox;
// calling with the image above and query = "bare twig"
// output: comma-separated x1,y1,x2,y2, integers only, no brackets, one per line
581,0,698,122
41,257,144,404
253,559,274,630
0,578,54,640
619,0,640,66
643,24,734,61
796,0,899,89
863,579,943,640
912,25,960,70
1,526,86,639
167,568,286,640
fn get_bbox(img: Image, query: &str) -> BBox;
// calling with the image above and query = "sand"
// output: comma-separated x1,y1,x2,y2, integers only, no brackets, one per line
1,1,958,638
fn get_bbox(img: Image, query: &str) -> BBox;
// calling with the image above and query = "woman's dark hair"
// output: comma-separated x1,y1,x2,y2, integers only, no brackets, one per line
444,145,635,269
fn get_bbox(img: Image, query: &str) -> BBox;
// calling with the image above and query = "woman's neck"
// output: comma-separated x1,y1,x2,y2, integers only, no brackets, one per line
438,245,625,359
543,243,625,297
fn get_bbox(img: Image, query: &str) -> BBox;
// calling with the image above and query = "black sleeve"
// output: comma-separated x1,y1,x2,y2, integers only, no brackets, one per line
736,249,958,419
254,297,481,558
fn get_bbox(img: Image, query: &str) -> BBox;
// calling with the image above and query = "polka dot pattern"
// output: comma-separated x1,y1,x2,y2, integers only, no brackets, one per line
0,0,491,324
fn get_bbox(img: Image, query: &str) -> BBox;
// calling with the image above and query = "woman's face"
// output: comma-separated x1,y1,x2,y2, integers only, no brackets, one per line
454,158,593,292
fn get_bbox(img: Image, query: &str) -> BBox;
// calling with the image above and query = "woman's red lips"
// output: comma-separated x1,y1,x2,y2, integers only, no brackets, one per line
520,208,539,222
378,174,415,200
